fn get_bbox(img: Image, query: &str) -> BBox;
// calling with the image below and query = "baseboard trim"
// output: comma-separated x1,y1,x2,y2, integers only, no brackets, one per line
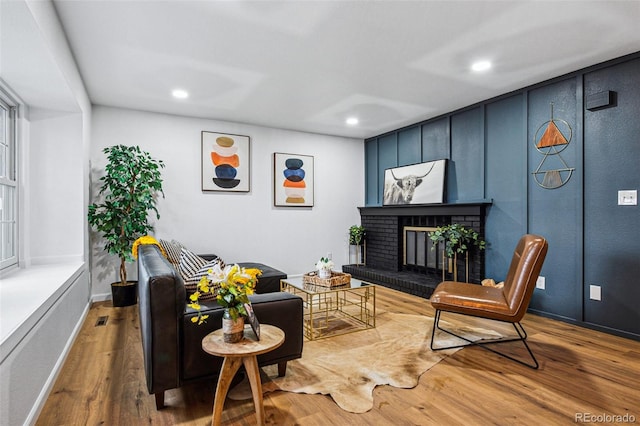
91,292,112,303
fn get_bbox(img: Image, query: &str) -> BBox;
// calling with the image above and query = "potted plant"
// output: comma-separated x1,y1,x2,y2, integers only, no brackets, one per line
315,257,335,279
88,145,164,307
429,224,485,282
348,225,366,265
348,225,366,246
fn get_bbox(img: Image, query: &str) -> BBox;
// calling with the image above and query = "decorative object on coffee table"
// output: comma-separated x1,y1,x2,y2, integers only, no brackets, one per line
315,256,334,279
303,271,351,288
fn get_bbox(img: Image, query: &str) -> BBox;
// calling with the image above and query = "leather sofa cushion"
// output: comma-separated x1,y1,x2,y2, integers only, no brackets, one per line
198,258,287,294
181,292,303,381
237,262,287,294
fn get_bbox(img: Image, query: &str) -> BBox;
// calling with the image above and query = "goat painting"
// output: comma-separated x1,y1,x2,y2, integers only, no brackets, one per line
383,159,447,205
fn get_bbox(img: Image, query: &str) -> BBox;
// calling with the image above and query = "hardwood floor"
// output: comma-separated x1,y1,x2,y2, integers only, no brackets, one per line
36,286,640,425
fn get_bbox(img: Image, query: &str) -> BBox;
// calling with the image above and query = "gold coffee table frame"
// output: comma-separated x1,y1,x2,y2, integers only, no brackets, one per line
280,276,376,340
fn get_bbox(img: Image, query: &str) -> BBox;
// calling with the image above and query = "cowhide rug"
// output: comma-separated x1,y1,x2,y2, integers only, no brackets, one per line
228,312,502,413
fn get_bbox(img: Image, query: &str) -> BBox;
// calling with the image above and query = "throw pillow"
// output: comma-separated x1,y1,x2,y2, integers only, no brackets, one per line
159,239,183,267
179,248,224,301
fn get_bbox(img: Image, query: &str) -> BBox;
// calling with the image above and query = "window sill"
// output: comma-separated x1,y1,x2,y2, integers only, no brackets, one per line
0,261,87,361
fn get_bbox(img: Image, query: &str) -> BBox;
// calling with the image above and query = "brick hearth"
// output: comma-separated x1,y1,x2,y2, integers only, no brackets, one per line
343,203,490,299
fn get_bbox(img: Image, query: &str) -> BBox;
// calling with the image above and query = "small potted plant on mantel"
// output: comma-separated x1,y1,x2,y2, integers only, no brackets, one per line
88,145,164,307
429,223,485,282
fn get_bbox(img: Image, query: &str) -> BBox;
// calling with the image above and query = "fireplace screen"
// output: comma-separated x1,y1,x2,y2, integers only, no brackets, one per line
403,226,439,269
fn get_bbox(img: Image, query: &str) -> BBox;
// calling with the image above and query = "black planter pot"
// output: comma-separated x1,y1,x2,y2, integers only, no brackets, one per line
111,281,138,307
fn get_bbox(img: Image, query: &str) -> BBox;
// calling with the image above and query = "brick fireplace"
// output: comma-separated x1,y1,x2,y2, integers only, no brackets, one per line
343,202,490,299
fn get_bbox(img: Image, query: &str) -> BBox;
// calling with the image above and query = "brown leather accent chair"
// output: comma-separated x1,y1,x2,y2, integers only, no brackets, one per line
430,234,548,369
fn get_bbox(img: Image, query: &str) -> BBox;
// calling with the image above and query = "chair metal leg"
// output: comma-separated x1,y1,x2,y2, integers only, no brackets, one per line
430,309,539,369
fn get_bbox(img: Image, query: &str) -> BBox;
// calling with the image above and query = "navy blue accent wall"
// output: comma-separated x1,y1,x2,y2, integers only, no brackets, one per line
450,107,483,202
583,58,640,335
365,139,379,205
527,78,581,320
377,134,398,205
363,52,640,339
421,117,449,161
398,127,421,166
484,94,527,281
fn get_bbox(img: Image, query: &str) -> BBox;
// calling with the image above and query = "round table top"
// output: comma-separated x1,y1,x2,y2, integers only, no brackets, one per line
202,324,285,357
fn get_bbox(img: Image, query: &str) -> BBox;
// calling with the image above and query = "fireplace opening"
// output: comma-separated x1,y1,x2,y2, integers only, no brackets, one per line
403,226,443,274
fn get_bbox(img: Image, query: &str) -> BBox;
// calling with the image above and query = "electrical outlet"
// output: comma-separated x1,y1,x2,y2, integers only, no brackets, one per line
618,190,637,205
590,285,602,301
536,276,545,290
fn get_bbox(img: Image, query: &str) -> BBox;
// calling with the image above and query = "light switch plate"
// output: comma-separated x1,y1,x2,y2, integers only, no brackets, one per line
618,190,637,205
590,285,601,301
536,276,545,290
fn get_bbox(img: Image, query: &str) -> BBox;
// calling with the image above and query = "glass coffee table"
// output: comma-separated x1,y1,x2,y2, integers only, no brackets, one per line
280,276,376,340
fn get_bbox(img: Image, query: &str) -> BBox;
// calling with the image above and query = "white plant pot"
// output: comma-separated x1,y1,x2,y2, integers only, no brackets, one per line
318,268,332,279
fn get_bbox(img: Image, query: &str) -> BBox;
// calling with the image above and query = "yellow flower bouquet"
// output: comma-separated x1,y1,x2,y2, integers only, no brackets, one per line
189,263,262,325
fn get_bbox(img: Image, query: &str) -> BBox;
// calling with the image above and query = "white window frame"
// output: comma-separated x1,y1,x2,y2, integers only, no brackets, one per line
1,89,18,271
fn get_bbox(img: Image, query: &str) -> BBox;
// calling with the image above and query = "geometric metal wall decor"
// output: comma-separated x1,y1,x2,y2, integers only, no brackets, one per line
532,103,575,189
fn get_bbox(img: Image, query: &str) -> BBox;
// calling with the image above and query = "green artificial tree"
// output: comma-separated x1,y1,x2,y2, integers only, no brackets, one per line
88,145,165,290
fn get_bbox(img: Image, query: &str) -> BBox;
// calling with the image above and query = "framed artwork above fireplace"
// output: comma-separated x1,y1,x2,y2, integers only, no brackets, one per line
383,159,447,205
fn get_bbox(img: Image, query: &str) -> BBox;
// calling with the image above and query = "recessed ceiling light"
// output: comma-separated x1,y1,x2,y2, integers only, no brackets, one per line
172,89,189,99
471,60,492,72
346,117,359,125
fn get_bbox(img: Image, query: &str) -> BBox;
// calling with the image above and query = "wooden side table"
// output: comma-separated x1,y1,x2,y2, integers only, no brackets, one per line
202,324,285,426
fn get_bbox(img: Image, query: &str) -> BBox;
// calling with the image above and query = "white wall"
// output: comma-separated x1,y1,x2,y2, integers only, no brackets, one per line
90,106,365,297
0,1,92,424
28,109,85,264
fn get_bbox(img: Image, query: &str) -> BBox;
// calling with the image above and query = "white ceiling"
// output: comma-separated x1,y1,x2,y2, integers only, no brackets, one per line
52,0,640,139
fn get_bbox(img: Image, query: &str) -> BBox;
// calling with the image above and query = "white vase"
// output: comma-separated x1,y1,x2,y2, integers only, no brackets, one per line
318,268,332,279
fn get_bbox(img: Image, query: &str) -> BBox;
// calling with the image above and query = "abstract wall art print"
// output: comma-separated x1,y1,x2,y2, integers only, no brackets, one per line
383,159,447,205
201,131,250,192
273,152,314,207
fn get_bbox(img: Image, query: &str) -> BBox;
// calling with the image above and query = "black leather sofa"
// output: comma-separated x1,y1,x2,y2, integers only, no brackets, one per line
136,244,304,409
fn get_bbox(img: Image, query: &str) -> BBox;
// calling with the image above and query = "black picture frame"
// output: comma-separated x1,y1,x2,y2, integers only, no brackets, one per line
383,159,447,205
244,302,260,340
273,152,314,207
201,131,251,192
